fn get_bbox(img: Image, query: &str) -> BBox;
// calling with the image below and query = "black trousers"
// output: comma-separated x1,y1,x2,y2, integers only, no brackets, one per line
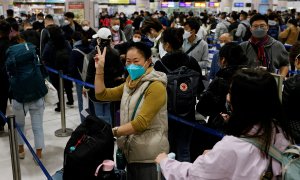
0,76,9,127
49,73,74,107
127,163,163,180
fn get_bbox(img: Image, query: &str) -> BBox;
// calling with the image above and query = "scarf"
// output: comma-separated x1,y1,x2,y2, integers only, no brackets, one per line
126,67,153,90
249,36,270,68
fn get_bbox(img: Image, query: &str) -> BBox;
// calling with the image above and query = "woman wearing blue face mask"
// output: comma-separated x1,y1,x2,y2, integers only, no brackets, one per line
95,42,169,180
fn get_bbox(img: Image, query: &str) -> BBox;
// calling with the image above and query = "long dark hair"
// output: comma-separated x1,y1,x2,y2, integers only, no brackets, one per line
226,69,292,153
219,42,248,67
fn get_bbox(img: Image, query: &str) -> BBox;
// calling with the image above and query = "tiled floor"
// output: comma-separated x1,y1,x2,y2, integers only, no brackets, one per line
0,98,82,180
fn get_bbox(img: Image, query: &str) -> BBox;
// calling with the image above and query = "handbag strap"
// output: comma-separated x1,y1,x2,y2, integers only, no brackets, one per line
240,137,283,163
185,39,202,55
131,82,152,121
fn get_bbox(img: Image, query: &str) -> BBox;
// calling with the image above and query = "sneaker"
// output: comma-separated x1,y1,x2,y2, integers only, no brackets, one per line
66,102,74,108
19,152,25,159
55,107,61,112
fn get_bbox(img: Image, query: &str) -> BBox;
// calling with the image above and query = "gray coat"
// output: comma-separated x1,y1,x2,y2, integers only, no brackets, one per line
240,36,289,73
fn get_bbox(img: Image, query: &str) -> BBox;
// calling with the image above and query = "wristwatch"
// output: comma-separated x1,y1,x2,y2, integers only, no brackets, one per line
112,127,119,137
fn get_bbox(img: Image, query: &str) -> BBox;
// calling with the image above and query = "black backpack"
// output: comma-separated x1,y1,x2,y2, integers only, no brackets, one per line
63,114,115,180
241,23,252,41
159,60,201,117
268,24,280,40
5,42,48,103
53,42,71,72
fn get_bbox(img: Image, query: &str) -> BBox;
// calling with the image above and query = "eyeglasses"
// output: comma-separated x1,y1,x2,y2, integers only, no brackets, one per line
251,24,268,29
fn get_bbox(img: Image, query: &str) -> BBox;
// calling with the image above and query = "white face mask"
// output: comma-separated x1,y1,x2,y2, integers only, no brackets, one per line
147,35,155,42
112,25,120,31
120,15,124,18
38,20,43,23
82,26,89,31
175,18,180,23
115,15,120,19
64,20,70,25
21,17,27,21
183,30,191,39
220,43,225,47
132,37,141,42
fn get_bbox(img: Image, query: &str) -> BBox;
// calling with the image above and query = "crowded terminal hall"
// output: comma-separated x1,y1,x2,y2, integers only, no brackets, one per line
0,0,300,179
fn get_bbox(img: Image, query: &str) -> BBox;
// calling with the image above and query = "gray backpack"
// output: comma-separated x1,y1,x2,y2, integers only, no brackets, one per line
241,138,300,180
73,48,89,81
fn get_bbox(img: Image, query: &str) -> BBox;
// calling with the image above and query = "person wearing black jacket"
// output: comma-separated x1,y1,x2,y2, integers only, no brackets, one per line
154,28,204,162
21,20,40,55
61,12,82,47
83,28,124,125
283,54,300,143
192,42,248,161
0,20,11,133
42,25,73,112
32,12,45,33
196,42,248,130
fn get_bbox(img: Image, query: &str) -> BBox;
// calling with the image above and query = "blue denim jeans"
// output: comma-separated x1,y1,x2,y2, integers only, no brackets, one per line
75,83,84,123
12,98,45,149
168,120,194,162
92,101,112,126
52,169,63,180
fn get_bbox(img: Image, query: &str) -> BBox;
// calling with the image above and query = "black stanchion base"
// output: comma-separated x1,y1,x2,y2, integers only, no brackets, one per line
55,128,73,137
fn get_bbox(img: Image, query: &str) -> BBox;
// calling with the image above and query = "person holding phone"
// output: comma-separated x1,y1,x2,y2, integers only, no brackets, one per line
94,42,169,180
83,27,124,125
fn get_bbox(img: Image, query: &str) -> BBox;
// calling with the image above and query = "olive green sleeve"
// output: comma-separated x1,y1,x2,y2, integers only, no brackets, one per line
131,81,167,132
95,83,124,102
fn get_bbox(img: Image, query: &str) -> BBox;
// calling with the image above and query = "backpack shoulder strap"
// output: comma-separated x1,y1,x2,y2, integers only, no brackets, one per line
240,137,283,163
158,60,171,73
185,39,202,55
73,48,86,56
241,23,249,28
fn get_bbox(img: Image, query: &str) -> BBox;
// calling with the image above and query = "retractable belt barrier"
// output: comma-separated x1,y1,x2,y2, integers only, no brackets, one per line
0,111,53,180
45,66,226,138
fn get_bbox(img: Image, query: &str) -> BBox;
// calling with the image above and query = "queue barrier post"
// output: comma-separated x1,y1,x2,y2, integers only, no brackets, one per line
7,115,22,180
55,70,73,137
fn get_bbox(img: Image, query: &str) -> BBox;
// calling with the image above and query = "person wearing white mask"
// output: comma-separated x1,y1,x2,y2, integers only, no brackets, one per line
140,18,167,64
182,18,209,70
62,12,82,47
81,20,96,40
32,12,45,32
132,31,142,42
110,17,127,46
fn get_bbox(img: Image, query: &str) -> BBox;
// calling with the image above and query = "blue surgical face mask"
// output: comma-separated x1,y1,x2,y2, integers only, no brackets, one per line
252,28,267,38
126,64,146,80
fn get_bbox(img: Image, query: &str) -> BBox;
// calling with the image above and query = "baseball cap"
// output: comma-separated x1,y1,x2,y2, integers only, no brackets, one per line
92,27,112,39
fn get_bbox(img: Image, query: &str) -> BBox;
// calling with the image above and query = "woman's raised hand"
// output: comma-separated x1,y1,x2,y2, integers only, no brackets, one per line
94,46,106,70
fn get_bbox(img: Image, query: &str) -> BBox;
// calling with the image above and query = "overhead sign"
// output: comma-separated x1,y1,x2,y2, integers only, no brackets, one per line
234,3,244,7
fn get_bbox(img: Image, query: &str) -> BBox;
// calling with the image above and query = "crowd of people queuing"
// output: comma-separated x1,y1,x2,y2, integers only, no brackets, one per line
0,7,300,179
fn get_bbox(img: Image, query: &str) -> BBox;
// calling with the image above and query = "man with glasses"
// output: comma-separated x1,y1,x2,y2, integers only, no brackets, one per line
240,14,289,77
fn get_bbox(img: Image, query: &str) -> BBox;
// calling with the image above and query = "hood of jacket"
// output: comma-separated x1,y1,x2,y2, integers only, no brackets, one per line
216,65,247,79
